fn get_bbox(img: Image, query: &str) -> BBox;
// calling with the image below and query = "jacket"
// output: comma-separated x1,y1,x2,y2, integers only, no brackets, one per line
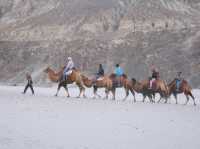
114,67,124,77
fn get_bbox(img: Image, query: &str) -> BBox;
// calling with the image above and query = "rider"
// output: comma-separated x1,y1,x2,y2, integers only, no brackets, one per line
93,64,104,84
114,64,124,77
114,64,124,86
96,64,104,79
149,65,159,89
175,71,183,91
63,57,74,81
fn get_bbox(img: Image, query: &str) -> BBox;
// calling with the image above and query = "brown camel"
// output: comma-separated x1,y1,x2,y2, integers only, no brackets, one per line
131,79,154,103
109,74,136,101
44,67,86,98
168,79,196,106
131,78,169,103
44,67,64,82
81,75,115,99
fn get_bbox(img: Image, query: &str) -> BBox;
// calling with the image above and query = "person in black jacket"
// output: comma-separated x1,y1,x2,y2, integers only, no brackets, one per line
96,64,104,78
22,73,34,95
92,64,104,84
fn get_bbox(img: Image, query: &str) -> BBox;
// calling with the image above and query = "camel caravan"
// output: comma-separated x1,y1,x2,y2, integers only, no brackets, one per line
44,57,196,106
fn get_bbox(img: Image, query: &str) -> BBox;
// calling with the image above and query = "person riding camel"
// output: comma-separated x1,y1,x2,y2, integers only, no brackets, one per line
92,64,105,84
114,64,124,86
149,65,159,89
96,64,104,79
62,57,74,81
175,71,183,91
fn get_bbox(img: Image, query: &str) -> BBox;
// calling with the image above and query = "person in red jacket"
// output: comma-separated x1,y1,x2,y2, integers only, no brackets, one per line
149,65,159,89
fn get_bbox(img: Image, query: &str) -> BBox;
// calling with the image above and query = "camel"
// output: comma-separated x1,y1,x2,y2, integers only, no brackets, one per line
81,75,115,99
44,67,64,82
109,74,136,101
131,78,169,103
168,79,196,106
44,67,86,98
131,79,154,103
81,74,135,100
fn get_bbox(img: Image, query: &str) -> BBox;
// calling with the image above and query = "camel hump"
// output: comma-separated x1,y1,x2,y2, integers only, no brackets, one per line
182,79,192,90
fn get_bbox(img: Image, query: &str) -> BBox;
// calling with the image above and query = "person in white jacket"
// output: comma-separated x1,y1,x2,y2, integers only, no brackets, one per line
63,57,74,81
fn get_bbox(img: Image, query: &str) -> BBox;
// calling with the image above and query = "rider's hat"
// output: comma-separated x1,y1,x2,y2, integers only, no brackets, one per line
67,57,72,61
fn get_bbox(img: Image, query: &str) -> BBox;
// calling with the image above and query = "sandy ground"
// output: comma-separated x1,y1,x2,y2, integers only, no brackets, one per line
0,85,200,149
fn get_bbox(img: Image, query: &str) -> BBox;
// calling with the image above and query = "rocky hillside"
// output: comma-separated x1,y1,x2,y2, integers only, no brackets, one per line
0,0,200,87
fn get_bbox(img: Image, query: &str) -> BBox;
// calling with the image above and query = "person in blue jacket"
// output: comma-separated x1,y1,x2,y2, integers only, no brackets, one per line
175,71,183,91
114,64,124,86
114,64,124,77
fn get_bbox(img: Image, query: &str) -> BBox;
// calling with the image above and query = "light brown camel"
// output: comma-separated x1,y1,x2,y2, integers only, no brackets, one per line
44,67,86,98
44,67,64,82
81,75,115,99
168,79,196,106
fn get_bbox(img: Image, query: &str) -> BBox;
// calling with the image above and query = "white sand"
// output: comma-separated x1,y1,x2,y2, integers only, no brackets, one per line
0,85,199,149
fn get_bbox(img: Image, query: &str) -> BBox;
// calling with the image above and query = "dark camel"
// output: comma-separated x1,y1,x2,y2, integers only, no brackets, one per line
131,78,169,103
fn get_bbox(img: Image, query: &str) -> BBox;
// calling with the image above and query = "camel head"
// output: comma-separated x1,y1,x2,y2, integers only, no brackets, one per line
44,67,50,73
131,78,137,86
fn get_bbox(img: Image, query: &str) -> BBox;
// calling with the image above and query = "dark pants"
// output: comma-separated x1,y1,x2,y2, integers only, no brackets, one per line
23,84,34,94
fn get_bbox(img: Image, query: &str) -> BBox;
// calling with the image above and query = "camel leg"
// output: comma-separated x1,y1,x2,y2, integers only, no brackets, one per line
162,92,168,104
82,87,86,98
157,92,167,104
152,93,155,103
93,86,101,99
77,85,85,98
130,88,136,102
64,86,70,97
157,96,162,103
93,86,97,99
184,93,189,105
93,86,102,99
105,88,109,99
112,88,116,100
148,94,153,103
188,91,196,106
142,94,146,102
95,89,102,98
77,86,81,98
123,88,129,101
164,96,168,104
55,83,62,96
173,92,178,104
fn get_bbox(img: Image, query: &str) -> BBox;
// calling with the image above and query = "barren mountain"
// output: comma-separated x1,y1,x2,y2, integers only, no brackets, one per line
0,0,200,87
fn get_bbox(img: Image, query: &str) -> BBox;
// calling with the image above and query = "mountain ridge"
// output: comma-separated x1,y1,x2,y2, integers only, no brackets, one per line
0,0,200,88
